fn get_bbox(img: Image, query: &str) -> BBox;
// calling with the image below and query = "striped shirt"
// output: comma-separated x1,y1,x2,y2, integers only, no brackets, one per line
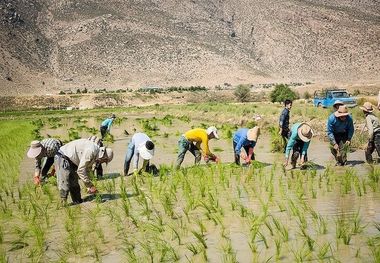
35,138,62,169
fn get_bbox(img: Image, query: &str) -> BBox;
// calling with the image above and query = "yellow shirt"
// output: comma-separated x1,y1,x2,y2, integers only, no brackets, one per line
184,128,211,156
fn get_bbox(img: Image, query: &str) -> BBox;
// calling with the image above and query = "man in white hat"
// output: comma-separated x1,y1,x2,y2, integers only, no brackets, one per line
327,105,354,166
55,139,113,205
233,127,260,165
100,114,116,139
124,132,155,176
175,126,220,169
284,123,313,168
27,138,63,185
361,102,380,163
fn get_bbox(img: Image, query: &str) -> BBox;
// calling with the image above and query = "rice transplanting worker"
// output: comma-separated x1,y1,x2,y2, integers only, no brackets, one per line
176,126,220,169
284,123,313,169
100,114,116,139
360,102,380,163
279,99,292,152
327,105,354,166
233,127,260,165
27,138,63,185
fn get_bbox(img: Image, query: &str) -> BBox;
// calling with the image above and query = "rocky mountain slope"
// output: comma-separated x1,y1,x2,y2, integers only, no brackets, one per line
0,0,379,95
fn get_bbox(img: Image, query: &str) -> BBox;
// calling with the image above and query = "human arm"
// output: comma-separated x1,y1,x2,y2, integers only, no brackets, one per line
107,119,113,131
327,116,337,145
77,150,95,188
366,116,374,140
347,116,355,141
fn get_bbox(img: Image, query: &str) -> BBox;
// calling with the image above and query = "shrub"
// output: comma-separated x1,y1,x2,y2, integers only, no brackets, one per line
234,84,251,102
303,91,311,100
270,84,299,103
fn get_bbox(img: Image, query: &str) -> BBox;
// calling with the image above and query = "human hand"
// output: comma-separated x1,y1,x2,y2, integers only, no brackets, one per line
87,186,98,194
333,144,339,150
33,175,41,185
345,141,351,146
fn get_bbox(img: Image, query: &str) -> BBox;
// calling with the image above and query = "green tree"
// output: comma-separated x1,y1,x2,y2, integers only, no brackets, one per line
270,84,298,103
234,84,251,102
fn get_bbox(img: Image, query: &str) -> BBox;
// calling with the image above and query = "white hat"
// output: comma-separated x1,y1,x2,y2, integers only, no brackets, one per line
98,147,113,163
138,141,155,160
297,123,313,142
27,140,43,158
247,127,260,141
206,126,219,139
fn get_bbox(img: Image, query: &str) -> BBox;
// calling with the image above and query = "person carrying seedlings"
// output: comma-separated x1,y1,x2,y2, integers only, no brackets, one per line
100,114,116,139
27,138,63,185
284,123,313,169
360,102,380,163
176,126,220,169
233,127,260,165
124,132,155,176
279,99,292,152
327,105,354,166
55,139,113,205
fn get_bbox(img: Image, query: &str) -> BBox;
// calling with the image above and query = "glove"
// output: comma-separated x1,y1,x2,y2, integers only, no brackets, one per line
87,186,98,194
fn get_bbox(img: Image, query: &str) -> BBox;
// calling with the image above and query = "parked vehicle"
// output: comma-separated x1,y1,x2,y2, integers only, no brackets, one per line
313,89,357,108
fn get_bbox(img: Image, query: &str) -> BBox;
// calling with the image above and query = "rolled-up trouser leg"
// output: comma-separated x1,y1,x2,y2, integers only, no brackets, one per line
365,140,375,163
176,136,189,169
55,155,70,200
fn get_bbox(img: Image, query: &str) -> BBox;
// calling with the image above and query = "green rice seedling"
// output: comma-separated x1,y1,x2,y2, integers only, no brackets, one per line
374,222,380,232
317,215,328,235
368,165,380,191
276,201,286,212
68,128,80,141
264,220,274,236
292,243,312,263
355,248,360,258
268,126,284,152
191,230,207,249
300,228,314,251
168,224,182,245
335,215,352,245
353,176,362,196
274,237,282,260
258,231,269,249
187,243,201,255
352,210,367,234
221,238,237,263
196,219,207,236
0,226,3,244
317,242,331,260
161,193,175,218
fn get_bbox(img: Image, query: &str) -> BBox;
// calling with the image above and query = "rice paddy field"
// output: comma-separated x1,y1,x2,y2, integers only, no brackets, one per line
1,102,380,262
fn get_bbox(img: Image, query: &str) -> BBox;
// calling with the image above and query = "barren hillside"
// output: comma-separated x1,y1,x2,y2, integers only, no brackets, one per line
0,0,379,95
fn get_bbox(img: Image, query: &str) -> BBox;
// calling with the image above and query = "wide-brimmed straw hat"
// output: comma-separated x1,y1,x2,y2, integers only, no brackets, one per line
360,102,374,113
247,127,260,141
333,100,344,107
297,123,313,142
27,140,43,158
334,105,349,117
138,141,155,160
206,126,219,139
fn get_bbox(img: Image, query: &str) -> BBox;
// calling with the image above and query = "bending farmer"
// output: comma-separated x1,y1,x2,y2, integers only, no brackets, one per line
100,114,116,139
233,127,260,165
360,102,380,163
284,123,313,169
124,132,155,176
327,105,354,166
27,138,63,185
55,139,113,205
176,126,220,169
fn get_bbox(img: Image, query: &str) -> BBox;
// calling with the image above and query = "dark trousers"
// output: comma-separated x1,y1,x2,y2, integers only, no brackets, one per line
330,132,348,165
233,141,255,165
100,126,108,139
281,128,290,153
55,154,82,203
290,140,308,167
176,136,201,169
365,132,380,163
41,157,55,180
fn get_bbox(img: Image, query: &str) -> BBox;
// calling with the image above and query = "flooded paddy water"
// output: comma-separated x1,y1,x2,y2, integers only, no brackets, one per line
11,113,380,262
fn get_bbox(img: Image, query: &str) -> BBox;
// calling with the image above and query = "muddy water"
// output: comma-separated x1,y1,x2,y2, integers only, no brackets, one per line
18,115,380,262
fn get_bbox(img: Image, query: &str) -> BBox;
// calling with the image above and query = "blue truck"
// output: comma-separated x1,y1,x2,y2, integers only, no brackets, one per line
313,89,357,108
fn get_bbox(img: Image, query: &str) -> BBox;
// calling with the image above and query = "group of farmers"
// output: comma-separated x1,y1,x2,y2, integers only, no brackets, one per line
26,99,380,205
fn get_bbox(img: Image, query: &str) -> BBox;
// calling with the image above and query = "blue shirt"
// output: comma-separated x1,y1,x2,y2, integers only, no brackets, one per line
285,123,310,158
233,128,257,155
279,108,290,129
326,113,354,145
101,118,114,130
